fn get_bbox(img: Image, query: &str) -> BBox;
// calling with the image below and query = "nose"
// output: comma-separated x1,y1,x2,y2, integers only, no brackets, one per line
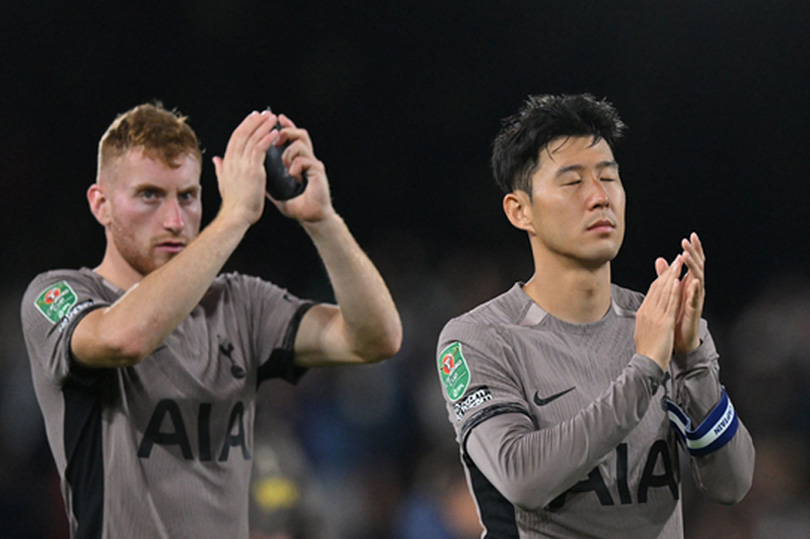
586,176,610,210
162,198,185,233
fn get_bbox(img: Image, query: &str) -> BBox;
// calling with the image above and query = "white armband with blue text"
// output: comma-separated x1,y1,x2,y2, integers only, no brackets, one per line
664,388,738,456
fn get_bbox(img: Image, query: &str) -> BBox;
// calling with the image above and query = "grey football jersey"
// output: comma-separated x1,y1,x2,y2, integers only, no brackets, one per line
21,268,313,539
436,283,754,538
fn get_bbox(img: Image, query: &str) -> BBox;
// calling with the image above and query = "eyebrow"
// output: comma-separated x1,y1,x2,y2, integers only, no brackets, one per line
555,160,619,177
132,183,164,194
130,183,201,198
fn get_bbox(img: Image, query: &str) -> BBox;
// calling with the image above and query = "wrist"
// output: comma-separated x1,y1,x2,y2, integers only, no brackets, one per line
210,209,253,237
300,210,343,237
676,337,701,355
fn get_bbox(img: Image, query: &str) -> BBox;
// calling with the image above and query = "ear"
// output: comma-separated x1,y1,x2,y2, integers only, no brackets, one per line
503,190,536,234
87,183,111,226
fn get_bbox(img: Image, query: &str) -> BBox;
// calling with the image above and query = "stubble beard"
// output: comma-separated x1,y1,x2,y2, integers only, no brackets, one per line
109,220,172,277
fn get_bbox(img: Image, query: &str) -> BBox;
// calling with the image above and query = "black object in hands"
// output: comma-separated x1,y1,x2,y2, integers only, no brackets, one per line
265,122,307,200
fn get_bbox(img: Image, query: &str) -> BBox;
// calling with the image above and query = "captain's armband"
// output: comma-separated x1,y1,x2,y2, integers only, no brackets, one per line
664,388,738,457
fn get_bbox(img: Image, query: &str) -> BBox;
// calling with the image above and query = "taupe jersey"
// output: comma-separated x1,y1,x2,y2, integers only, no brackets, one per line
21,268,313,539
436,283,754,538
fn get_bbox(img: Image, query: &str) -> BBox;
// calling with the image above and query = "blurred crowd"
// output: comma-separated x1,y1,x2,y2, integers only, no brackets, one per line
2,237,809,538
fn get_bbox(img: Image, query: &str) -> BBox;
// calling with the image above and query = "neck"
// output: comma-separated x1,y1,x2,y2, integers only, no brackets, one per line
522,253,613,324
94,246,144,292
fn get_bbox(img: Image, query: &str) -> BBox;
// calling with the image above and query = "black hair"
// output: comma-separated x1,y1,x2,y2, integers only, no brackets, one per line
491,94,627,195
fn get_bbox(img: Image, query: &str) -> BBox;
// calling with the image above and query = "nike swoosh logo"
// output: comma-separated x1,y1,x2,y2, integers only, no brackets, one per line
534,386,576,406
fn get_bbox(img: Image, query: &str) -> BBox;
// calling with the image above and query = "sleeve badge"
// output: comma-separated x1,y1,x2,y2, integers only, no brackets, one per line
34,281,78,324
438,341,471,402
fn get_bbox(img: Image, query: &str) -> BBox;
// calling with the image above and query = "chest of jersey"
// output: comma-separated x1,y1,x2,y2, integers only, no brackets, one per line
509,316,679,510
109,304,256,464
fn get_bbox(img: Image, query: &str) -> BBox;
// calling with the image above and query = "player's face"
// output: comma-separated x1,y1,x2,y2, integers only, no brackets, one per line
104,149,202,277
526,136,625,268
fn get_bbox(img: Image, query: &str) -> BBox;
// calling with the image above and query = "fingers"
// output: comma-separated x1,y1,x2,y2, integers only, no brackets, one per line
278,113,297,129
648,255,682,310
642,234,710,361
216,110,312,164
269,113,322,181
654,233,705,287
673,233,706,353
660,256,683,313
680,232,706,291
635,255,682,368
245,111,279,158
690,232,704,260
685,278,702,308
210,111,283,227
680,232,705,267
273,114,314,151
287,154,323,180
668,258,683,309
225,110,278,159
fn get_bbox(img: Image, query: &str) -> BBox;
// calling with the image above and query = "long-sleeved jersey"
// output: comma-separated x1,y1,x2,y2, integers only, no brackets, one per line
436,283,754,538
21,267,313,539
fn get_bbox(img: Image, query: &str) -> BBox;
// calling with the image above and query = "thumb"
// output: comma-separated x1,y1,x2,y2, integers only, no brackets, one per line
212,156,223,178
655,257,668,277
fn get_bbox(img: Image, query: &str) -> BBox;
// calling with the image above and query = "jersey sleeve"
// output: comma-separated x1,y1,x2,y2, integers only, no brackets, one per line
668,321,755,503
20,271,109,385
223,273,315,385
437,318,666,510
436,319,532,444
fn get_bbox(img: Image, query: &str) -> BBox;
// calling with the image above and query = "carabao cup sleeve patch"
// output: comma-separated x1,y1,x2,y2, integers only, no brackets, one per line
438,341,471,402
34,281,78,324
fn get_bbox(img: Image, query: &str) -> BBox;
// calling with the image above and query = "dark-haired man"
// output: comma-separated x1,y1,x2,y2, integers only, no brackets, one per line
21,103,402,538
436,94,753,538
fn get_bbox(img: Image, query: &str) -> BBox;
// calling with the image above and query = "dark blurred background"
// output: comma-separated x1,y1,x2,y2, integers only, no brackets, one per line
2,2,810,538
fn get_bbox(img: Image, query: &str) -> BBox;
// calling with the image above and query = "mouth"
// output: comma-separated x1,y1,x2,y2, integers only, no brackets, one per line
154,240,186,254
586,219,616,233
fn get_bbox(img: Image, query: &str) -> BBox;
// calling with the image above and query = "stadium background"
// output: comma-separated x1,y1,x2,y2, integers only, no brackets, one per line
2,2,809,537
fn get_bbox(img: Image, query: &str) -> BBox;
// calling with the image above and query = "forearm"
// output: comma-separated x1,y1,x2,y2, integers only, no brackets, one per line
300,212,401,361
670,336,723,422
690,419,754,504
466,355,663,511
671,337,755,503
73,215,250,366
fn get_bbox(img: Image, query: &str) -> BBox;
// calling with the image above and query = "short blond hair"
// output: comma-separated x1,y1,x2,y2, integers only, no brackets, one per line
97,102,202,178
